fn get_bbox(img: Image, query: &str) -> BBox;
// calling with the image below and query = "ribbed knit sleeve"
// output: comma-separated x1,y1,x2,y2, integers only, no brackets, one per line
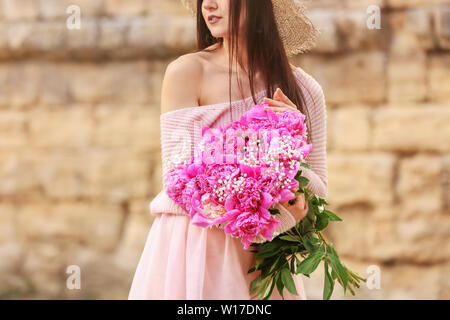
296,68,328,200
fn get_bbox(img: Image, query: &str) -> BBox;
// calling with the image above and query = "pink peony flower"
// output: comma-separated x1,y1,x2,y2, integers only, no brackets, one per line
165,100,313,249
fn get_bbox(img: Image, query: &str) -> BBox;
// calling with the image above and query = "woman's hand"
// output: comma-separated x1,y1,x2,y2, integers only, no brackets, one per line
263,88,302,114
280,190,309,224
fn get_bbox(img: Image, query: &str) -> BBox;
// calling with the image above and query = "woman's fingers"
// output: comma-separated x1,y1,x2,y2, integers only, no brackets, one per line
274,88,297,109
281,192,308,223
263,97,286,108
263,97,298,113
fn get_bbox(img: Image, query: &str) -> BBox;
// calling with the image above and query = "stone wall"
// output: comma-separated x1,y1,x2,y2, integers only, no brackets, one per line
0,0,448,299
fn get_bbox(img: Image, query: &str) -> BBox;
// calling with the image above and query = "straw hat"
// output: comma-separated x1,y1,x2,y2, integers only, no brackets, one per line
180,0,319,55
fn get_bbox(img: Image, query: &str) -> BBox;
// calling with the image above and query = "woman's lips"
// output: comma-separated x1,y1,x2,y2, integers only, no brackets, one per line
208,15,222,24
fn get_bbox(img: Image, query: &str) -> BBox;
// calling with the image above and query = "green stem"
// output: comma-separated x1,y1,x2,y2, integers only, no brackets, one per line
345,266,367,282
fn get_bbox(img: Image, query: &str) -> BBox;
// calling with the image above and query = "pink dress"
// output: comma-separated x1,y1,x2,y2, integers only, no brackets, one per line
128,67,328,300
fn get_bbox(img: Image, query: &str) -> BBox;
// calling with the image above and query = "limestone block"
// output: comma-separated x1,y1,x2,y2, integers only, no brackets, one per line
29,107,93,148
65,19,99,52
127,16,197,57
387,53,427,102
429,54,450,102
17,202,125,251
444,154,450,211
105,0,148,16
35,149,153,200
368,211,450,263
93,104,161,151
298,52,386,105
77,150,153,200
0,23,7,58
0,151,40,196
0,203,16,242
389,9,435,55
434,6,450,50
114,200,155,272
39,0,104,19
369,261,446,299
373,106,450,152
147,0,187,15
386,0,450,9
0,63,39,109
0,0,39,21
307,0,384,9
307,10,339,53
68,61,153,104
327,106,371,151
327,152,396,207
98,17,128,51
397,155,443,215
39,63,71,105
335,9,389,51
7,22,67,54
0,111,27,147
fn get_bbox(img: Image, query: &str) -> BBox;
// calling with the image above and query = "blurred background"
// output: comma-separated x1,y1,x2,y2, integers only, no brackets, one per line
0,0,449,299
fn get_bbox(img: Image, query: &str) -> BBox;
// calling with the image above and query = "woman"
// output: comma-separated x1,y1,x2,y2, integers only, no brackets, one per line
128,0,328,300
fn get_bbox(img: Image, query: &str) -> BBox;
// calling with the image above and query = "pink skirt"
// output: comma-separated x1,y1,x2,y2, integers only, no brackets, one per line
128,212,307,300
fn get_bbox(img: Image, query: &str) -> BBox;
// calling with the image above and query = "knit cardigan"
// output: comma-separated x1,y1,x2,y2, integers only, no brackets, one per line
149,66,328,243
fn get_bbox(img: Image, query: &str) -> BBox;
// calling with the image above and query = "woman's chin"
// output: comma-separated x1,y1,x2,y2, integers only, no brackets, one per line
210,30,226,39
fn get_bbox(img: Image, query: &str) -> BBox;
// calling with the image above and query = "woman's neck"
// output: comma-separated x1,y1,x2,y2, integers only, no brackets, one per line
220,37,250,76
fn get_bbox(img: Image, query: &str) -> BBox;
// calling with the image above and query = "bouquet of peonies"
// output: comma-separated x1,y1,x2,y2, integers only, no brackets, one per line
166,102,365,300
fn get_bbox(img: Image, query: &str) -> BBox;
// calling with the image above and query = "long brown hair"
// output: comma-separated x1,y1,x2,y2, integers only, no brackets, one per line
194,0,312,143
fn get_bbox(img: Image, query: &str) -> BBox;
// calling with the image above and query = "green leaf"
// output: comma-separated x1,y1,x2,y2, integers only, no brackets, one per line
267,255,283,275
315,213,329,231
263,273,279,300
327,245,349,293
256,240,284,258
249,275,262,294
296,245,325,276
303,237,315,253
300,216,314,234
300,162,311,169
331,268,338,280
306,205,316,222
323,210,343,222
303,233,321,253
290,257,296,274
263,276,277,300
276,272,285,300
294,169,302,180
280,267,298,296
269,208,280,215
323,261,334,300
311,195,320,206
254,276,271,299
255,255,263,270
279,235,298,242
296,176,309,188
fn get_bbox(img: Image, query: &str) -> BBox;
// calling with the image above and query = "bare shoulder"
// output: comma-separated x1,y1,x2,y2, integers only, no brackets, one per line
160,53,204,114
